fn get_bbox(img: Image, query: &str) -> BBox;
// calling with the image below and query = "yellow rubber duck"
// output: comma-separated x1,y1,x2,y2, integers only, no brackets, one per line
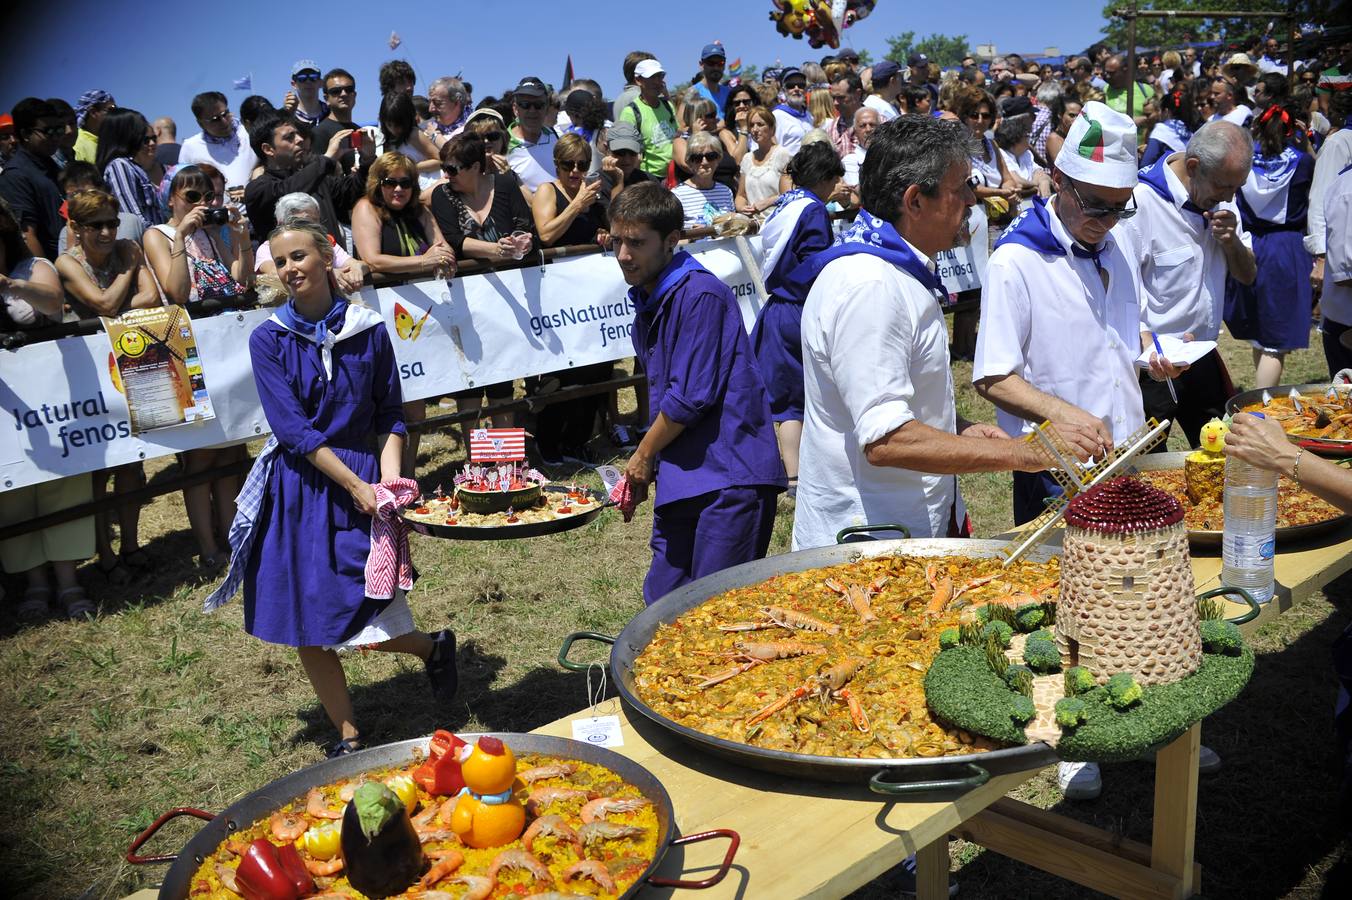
448,736,526,848
1199,418,1228,454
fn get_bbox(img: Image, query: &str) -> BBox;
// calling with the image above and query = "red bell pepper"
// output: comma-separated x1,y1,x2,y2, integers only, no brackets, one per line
233,838,315,900
412,729,468,795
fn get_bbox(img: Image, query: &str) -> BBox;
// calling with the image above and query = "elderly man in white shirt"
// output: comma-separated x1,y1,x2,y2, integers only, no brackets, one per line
1127,121,1257,447
1318,162,1352,376
792,116,1096,553
772,67,814,155
842,107,879,188
974,101,1193,801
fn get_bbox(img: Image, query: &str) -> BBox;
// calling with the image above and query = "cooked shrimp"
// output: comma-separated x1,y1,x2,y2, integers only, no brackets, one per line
304,856,345,876
579,796,652,824
413,797,445,828
488,849,555,888
337,780,362,802
517,762,577,784
521,814,582,854
561,858,617,892
269,810,308,842
525,785,590,816
418,849,465,888
578,821,646,849
305,788,343,820
422,876,495,900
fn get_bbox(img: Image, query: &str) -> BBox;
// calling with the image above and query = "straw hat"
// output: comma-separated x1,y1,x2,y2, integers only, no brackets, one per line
1222,52,1259,83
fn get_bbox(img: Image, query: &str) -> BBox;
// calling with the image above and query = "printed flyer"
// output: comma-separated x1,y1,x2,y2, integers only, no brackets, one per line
102,306,215,433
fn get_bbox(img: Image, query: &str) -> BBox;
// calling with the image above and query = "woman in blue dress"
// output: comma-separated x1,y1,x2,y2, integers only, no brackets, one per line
1224,102,1316,389
749,142,844,496
207,221,455,756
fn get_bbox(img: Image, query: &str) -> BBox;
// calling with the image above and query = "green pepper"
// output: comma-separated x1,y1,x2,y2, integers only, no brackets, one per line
233,838,314,900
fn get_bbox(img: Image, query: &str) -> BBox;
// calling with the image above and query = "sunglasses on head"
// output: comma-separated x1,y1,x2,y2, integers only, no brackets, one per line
326,84,356,96
1066,179,1137,220
516,100,545,111
381,176,415,190
688,151,720,164
294,72,321,83
182,189,218,204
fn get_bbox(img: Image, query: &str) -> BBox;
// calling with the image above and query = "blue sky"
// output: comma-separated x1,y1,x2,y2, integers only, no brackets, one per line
1,2,1110,132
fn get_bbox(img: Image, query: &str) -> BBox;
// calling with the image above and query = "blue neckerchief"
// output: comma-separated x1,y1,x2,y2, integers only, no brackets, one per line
1252,145,1302,183
790,208,944,296
564,123,596,144
774,102,813,124
1138,156,1208,221
996,197,1107,269
628,250,706,317
275,294,348,345
764,187,816,226
1160,118,1192,146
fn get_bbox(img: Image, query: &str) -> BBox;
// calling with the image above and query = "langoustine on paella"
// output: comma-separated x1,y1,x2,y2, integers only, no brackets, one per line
630,554,1062,759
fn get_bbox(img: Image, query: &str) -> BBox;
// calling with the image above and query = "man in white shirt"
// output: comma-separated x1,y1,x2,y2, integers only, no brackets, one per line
792,116,1094,552
1306,92,1352,298
771,67,813,154
974,101,1189,801
178,91,259,197
506,77,558,190
863,60,902,123
1127,121,1256,447
842,107,878,189
1210,80,1253,128
1318,161,1352,375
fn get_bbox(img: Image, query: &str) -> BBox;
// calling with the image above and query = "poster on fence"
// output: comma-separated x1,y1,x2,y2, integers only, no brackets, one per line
102,306,215,433
935,202,989,300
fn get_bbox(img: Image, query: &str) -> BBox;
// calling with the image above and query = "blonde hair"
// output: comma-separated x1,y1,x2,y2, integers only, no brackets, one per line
747,105,776,133
264,220,339,301
809,88,835,125
67,189,120,224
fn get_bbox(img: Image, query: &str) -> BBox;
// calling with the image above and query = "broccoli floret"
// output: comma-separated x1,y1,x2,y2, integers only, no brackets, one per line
1063,665,1096,697
1054,697,1088,728
1004,664,1034,696
1027,628,1054,643
1199,619,1244,656
1010,694,1036,724
982,620,1014,648
938,627,961,651
1023,637,1061,673
1105,672,1143,710
1013,603,1046,632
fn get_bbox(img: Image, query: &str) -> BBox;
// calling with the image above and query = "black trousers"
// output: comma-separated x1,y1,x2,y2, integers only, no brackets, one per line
1138,349,1230,451
1321,317,1352,381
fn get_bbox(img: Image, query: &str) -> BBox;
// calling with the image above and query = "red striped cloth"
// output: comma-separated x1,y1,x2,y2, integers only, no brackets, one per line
366,478,419,600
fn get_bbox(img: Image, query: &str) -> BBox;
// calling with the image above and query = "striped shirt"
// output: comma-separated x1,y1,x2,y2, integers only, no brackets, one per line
672,181,735,227
103,157,165,230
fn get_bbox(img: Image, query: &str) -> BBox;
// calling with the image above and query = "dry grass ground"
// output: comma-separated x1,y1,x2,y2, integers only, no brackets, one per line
1,328,1349,899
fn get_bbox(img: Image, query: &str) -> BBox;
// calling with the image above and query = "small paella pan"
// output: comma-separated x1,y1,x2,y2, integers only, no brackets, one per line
561,534,1066,797
130,732,737,899
1227,383,1352,455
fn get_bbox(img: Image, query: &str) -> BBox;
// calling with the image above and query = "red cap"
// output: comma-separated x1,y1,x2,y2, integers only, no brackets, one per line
0,114,13,132
477,736,505,756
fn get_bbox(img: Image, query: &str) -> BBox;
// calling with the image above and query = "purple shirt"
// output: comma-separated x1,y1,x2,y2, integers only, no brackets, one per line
630,251,787,507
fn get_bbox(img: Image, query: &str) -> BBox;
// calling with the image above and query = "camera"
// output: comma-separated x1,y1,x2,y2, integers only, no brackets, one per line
202,208,230,226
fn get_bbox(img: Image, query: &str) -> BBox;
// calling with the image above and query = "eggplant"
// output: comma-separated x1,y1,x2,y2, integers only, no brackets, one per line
340,782,424,898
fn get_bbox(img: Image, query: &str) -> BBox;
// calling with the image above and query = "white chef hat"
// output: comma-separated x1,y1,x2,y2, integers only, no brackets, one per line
1054,100,1139,190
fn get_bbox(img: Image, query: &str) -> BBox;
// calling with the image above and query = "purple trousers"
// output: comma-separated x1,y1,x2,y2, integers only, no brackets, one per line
643,485,779,605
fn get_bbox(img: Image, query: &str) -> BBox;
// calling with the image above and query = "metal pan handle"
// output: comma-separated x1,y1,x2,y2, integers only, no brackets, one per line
835,524,912,544
868,763,990,796
1197,586,1261,625
646,828,741,889
558,631,616,672
126,807,215,864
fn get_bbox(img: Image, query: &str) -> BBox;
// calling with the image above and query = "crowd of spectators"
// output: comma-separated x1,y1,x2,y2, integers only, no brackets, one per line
0,31,1349,618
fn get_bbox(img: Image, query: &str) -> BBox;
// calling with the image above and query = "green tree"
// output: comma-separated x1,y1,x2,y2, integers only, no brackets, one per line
1097,0,1329,52
884,31,971,68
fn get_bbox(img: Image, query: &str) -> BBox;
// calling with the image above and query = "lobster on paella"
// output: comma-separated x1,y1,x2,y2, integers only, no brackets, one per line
629,554,1062,760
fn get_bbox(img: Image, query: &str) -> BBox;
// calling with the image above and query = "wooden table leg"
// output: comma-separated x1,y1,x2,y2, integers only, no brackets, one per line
1151,722,1200,897
915,835,949,900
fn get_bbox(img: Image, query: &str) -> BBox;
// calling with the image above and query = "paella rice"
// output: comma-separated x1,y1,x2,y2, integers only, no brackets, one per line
1239,388,1352,442
190,754,659,898
630,554,1062,759
1135,469,1343,533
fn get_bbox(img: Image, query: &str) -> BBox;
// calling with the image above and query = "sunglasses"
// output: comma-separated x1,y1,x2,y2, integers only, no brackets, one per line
326,85,356,96
441,163,464,177
784,81,807,91
558,160,591,173
139,133,157,146
31,125,65,137
613,149,638,158
294,72,321,83
381,177,415,190
202,111,231,125
1065,179,1138,220
731,98,754,106
477,130,504,143
80,219,120,232
969,111,994,121
516,100,545,111
182,189,218,204
688,152,720,164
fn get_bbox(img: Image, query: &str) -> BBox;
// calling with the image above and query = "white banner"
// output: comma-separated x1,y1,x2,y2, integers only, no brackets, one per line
0,238,760,490
936,203,990,298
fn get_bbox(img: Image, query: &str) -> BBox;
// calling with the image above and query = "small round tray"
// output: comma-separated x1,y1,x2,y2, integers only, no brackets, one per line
401,485,611,541
1226,383,1352,456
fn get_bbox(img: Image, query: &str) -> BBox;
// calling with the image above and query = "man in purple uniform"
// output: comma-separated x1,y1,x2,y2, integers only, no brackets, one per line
613,183,787,604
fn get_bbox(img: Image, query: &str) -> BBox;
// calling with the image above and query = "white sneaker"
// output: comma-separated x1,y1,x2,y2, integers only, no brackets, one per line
1138,744,1223,775
1058,761,1102,800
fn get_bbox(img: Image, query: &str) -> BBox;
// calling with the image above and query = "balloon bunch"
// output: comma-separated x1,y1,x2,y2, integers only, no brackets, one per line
768,0,876,50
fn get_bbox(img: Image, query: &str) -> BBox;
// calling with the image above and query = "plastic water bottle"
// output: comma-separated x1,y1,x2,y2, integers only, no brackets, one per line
1221,450,1278,604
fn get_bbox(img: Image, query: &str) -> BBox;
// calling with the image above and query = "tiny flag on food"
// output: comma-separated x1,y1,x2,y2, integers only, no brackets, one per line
233,74,252,91
469,428,527,462
389,31,402,51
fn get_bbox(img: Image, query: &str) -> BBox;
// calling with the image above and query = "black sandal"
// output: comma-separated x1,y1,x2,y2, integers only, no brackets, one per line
326,736,363,758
